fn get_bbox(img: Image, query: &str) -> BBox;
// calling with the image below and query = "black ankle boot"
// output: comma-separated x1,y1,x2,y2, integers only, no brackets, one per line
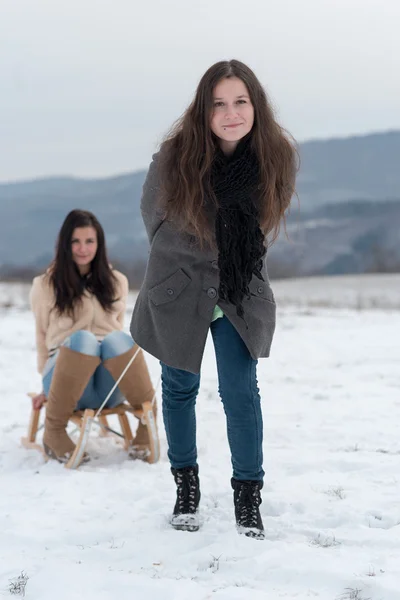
170,465,201,532
231,478,264,539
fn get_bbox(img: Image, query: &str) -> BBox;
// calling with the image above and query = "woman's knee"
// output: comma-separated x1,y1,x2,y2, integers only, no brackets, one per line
101,330,134,360
63,330,100,356
161,363,200,408
218,363,260,413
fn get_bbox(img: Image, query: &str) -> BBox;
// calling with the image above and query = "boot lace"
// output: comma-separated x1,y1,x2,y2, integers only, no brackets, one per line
175,468,198,514
236,482,261,528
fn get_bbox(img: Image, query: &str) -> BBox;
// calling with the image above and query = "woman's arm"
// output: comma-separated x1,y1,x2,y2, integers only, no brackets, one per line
29,276,50,375
116,272,129,328
140,152,165,244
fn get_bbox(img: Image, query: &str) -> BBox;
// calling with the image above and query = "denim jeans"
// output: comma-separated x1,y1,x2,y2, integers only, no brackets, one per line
42,330,134,410
161,316,264,481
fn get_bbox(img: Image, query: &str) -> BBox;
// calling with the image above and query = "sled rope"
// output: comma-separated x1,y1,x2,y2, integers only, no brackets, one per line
94,345,141,418
94,346,161,420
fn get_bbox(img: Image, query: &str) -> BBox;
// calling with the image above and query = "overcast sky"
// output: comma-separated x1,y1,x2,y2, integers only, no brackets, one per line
1,0,399,182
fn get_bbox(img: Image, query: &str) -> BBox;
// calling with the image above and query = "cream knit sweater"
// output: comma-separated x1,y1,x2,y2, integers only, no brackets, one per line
30,270,129,374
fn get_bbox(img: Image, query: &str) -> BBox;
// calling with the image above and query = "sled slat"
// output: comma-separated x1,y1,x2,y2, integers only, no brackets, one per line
118,413,134,450
142,401,160,464
98,415,110,437
66,409,94,469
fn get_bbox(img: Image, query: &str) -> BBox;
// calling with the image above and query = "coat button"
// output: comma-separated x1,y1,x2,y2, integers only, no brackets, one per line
257,286,263,294
167,288,174,295
207,287,217,299
211,260,218,270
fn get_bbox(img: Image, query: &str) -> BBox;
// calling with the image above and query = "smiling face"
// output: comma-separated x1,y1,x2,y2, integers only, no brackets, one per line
210,76,255,155
70,226,98,274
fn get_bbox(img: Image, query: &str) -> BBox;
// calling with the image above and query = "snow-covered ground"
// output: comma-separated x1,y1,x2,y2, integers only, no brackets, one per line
0,274,399,599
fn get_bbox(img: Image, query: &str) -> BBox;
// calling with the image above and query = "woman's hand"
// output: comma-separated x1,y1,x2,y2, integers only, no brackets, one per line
32,392,47,410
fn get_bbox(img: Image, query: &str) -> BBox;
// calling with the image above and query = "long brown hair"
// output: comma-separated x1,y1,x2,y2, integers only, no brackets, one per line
159,59,298,247
48,209,118,314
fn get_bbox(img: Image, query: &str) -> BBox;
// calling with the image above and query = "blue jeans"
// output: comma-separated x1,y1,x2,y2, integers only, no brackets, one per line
42,330,134,410
161,316,264,481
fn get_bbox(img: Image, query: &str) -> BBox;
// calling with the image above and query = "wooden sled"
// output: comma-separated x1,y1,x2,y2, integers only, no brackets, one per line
21,393,160,469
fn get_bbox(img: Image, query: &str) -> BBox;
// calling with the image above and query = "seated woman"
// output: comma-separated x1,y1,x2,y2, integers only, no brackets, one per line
30,209,156,463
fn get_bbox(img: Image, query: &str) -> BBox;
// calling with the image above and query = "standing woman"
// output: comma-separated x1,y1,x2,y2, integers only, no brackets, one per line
30,209,157,464
131,60,297,538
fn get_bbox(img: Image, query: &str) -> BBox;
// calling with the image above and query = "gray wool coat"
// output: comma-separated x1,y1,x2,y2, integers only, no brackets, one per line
130,153,277,374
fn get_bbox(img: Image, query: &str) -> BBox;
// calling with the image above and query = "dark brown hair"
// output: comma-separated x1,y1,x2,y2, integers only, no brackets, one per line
159,59,298,247
48,209,118,314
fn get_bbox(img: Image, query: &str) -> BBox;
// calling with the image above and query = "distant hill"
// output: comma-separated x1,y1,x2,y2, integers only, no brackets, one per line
273,198,400,276
0,171,147,274
296,130,400,208
1,130,399,282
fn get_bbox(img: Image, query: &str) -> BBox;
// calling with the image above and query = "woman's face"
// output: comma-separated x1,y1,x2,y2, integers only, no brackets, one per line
71,226,98,269
210,77,254,154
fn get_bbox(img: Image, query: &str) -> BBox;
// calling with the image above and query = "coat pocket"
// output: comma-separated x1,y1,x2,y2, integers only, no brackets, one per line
148,268,191,306
249,278,276,304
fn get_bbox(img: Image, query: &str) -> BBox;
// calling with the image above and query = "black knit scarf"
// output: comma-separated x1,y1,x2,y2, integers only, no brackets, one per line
210,136,266,320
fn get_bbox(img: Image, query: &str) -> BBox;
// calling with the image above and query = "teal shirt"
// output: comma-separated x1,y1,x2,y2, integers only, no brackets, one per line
211,304,224,322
